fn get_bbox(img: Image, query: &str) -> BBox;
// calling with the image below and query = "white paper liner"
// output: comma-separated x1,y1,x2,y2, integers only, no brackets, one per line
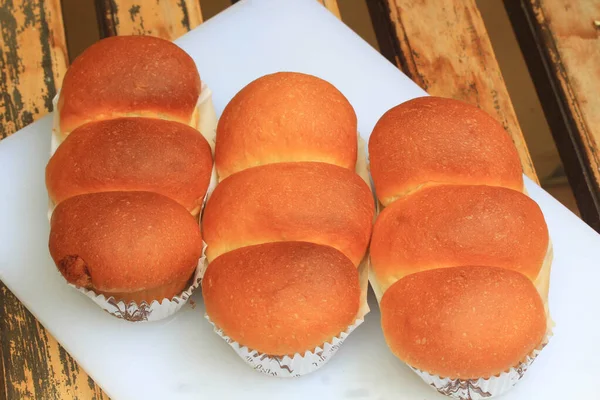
411,333,551,400
370,257,554,399
368,247,555,398
535,242,554,316
68,242,207,322
201,128,372,375
368,246,554,398
195,83,218,153
204,260,370,377
206,316,364,377
368,197,386,303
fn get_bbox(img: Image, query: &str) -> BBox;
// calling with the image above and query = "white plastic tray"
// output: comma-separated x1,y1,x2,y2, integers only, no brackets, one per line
1,0,599,398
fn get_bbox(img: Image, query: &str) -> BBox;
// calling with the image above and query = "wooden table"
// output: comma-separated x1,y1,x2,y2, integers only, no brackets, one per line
0,0,539,398
505,0,600,231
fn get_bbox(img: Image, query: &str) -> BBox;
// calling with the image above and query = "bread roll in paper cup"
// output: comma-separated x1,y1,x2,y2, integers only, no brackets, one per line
49,191,207,322
202,242,370,377
74,252,205,322
380,266,551,399
411,342,549,400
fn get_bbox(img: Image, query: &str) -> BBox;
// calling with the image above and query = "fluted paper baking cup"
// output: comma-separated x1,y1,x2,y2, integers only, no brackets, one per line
201,130,371,375
411,345,546,399
202,164,219,210
50,83,216,321
68,242,207,322
206,315,364,377
205,258,370,377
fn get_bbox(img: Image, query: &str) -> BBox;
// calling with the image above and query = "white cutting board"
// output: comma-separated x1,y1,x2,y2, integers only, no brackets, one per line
1,0,599,398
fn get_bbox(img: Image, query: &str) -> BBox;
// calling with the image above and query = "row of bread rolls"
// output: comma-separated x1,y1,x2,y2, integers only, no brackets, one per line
368,97,551,398
201,72,374,374
46,36,215,318
43,35,552,389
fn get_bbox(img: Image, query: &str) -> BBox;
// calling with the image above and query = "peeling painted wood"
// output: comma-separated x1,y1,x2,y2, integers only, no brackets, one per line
98,0,342,39
367,0,539,183
536,0,600,229
0,284,108,399
98,0,203,39
0,0,68,139
0,0,108,398
505,0,600,230
0,2,107,398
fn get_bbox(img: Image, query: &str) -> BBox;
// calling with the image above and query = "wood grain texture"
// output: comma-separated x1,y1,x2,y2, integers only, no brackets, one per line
0,284,108,400
97,0,341,38
0,0,107,398
504,0,600,230
516,0,599,229
539,0,600,152
0,0,67,139
367,0,539,182
98,0,203,38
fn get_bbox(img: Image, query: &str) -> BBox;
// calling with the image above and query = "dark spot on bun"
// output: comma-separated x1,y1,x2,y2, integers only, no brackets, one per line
58,255,92,289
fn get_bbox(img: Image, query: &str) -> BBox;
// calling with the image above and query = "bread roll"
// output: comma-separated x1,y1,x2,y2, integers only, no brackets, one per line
368,97,523,206
215,72,357,179
370,185,549,293
202,162,374,265
58,36,201,137
203,242,360,356
46,118,213,216
381,266,546,379
49,191,203,303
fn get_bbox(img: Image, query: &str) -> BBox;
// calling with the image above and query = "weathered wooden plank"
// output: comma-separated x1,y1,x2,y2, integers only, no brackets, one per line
98,0,203,38
318,0,341,20
0,1,108,398
366,0,539,183
98,0,342,39
0,0,68,139
0,284,108,400
505,0,600,231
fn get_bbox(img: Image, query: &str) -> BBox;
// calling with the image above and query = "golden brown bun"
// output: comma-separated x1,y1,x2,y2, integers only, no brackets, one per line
370,185,549,293
368,97,524,205
49,191,202,303
215,72,357,179
203,242,360,356
202,162,374,265
46,118,213,216
381,266,546,379
58,36,200,135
